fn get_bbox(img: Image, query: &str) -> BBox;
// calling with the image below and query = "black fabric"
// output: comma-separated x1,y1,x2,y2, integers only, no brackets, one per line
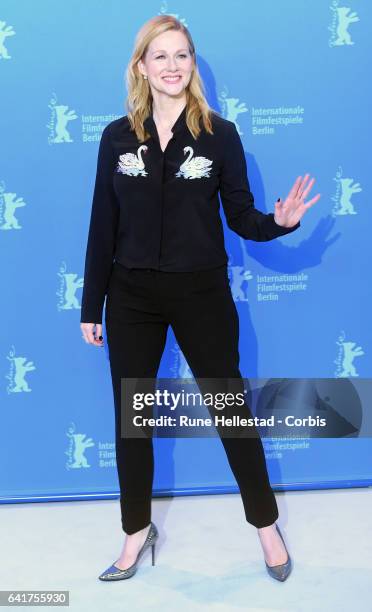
105,262,279,534
80,105,300,323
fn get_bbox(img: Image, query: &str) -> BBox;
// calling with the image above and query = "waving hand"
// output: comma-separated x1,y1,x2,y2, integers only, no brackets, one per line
274,174,321,227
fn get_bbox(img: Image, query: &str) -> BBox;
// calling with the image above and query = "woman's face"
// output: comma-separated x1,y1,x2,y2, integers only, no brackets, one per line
138,30,194,99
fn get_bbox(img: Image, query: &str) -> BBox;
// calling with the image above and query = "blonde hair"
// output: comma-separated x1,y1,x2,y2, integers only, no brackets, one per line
125,15,216,142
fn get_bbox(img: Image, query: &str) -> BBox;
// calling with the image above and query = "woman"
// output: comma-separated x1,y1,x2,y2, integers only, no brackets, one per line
80,15,320,582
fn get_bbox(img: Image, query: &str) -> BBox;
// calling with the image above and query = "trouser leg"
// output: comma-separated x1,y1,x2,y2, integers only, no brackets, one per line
104,266,168,534
167,266,279,528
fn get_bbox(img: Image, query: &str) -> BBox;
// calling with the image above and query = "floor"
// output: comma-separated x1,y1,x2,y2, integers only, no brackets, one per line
2,487,372,611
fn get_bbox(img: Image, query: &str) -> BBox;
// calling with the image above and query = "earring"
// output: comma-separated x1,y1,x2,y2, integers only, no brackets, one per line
143,75,147,79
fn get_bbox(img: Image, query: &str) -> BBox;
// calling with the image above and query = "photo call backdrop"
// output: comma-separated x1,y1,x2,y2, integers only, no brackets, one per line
1,0,371,507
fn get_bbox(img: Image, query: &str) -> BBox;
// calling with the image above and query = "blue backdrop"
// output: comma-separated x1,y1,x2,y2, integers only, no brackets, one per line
1,0,371,505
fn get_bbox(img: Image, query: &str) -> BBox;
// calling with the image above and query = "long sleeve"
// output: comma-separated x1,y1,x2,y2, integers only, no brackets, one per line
80,123,119,323
219,122,300,241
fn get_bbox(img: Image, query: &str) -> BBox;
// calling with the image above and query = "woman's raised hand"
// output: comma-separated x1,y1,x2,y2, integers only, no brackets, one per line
274,174,321,228
80,322,105,346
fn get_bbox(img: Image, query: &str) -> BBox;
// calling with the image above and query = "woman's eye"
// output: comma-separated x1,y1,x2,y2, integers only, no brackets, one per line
155,54,187,59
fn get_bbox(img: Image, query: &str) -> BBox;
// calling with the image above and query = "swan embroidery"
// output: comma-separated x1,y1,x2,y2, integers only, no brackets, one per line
175,146,213,179
116,145,148,176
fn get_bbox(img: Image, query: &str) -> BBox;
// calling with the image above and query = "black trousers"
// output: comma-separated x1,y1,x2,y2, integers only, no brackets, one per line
104,260,279,534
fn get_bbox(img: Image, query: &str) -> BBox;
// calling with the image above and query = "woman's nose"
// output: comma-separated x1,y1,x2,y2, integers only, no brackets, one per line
166,58,178,71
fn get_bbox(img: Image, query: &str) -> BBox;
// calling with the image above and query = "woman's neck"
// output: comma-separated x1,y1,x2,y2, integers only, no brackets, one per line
151,97,187,130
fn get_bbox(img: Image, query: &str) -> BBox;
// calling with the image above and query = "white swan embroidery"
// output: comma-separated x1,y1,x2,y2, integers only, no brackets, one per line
175,146,213,179
116,145,148,176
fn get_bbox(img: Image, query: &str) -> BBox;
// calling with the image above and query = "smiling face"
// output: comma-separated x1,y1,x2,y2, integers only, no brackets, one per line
138,29,194,99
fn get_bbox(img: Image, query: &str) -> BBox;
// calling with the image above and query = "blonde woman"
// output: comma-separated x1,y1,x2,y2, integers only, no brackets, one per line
80,15,320,582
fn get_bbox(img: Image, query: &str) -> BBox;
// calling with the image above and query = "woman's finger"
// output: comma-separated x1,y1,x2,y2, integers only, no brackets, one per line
86,324,95,344
287,176,303,200
303,192,321,209
299,176,315,200
297,173,311,198
95,323,104,346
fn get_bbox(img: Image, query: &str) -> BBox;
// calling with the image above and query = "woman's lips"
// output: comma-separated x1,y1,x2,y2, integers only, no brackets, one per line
162,76,182,83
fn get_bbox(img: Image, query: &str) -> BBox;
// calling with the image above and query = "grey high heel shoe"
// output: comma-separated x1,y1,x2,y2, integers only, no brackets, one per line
265,523,292,582
98,521,159,581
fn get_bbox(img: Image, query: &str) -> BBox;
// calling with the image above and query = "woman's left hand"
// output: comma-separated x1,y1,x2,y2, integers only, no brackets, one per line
274,174,321,228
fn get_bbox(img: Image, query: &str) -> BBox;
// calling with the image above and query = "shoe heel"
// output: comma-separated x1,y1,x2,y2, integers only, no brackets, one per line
151,542,156,566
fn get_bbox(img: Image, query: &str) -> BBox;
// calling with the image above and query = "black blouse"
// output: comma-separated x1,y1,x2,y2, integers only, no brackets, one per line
80,104,300,323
